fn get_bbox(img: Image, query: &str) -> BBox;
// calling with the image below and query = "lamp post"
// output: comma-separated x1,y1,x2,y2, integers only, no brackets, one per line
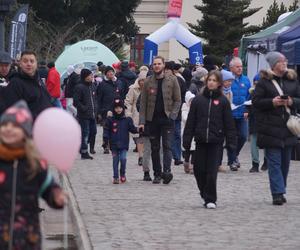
0,0,14,51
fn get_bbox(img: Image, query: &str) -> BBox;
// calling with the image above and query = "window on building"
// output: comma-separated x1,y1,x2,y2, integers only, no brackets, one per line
130,34,148,65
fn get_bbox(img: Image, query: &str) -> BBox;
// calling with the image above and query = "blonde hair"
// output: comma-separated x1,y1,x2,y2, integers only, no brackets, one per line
25,138,42,179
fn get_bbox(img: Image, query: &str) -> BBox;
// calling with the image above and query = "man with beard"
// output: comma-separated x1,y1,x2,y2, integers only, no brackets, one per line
139,56,181,184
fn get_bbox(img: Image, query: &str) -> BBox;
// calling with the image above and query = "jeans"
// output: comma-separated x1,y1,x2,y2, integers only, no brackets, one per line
79,118,97,154
227,118,248,165
149,119,174,177
265,147,292,195
172,120,182,161
250,134,259,164
112,150,127,179
194,143,223,203
142,137,151,172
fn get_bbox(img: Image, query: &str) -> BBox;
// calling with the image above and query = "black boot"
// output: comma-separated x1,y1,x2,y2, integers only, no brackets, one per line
249,161,259,173
81,153,93,160
261,157,268,171
143,172,152,181
161,172,173,184
89,136,96,154
272,194,284,205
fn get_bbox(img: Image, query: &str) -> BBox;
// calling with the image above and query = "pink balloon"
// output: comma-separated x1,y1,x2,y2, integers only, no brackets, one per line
33,108,81,173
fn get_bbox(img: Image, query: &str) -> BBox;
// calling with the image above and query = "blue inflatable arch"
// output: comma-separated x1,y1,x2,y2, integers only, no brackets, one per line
144,18,203,65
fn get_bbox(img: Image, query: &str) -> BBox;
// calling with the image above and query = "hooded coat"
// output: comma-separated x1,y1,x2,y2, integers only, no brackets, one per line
253,69,300,148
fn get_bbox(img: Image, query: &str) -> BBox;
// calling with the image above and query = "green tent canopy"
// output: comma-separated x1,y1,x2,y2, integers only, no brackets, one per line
239,8,300,63
55,39,119,79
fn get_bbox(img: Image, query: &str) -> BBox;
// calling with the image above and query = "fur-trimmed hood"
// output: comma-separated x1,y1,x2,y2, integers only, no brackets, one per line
260,69,298,81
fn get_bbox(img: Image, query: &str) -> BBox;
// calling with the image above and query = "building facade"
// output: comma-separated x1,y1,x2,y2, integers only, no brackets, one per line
132,0,296,64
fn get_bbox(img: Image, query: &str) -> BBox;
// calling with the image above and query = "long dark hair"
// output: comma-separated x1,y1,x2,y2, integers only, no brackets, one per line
204,70,223,88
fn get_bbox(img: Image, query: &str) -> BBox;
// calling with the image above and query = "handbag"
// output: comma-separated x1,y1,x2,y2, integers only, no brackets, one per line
272,79,300,136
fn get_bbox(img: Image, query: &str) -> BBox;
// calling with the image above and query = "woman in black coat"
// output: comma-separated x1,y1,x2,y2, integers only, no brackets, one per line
183,70,236,209
253,51,300,205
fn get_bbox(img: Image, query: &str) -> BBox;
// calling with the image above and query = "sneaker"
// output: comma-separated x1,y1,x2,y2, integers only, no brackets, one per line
152,176,161,184
138,157,143,166
184,162,190,174
272,194,284,205
81,153,93,160
205,202,216,209
143,172,152,181
162,172,173,184
174,160,183,166
235,158,241,168
249,162,259,173
113,178,119,184
229,163,238,171
104,148,110,154
218,165,227,173
120,176,126,183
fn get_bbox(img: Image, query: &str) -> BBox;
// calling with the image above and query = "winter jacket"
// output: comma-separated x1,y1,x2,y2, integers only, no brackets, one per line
97,77,124,117
181,102,195,151
38,66,48,80
125,79,141,127
231,74,251,119
4,71,53,119
46,67,61,98
103,115,138,151
183,87,236,150
117,70,137,98
64,72,80,98
247,88,256,134
0,71,16,115
139,72,182,124
175,75,187,121
0,158,62,249
73,81,97,120
253,69,300,148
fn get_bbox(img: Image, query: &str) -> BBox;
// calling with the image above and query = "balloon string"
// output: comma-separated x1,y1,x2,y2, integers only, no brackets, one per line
63,173,68,249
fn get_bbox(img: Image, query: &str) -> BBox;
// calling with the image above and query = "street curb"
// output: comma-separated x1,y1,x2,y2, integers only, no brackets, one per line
61,174,93,250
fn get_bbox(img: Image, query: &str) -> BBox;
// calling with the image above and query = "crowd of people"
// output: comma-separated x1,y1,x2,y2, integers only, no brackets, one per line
0,48,299,248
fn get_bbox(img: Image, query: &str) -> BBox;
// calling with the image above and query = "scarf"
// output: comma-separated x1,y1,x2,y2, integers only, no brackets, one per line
223,86,232,95
0,144,26,161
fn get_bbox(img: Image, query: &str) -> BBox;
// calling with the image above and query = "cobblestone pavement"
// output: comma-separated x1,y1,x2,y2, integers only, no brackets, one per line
68,133,300,250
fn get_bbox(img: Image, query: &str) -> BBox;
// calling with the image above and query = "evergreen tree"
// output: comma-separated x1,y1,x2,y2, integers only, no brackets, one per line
289,0,299,11
189,0,261,60
262,1,287,29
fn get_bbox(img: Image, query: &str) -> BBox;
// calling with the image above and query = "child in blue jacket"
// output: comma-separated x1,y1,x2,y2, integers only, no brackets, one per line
104,98,138,184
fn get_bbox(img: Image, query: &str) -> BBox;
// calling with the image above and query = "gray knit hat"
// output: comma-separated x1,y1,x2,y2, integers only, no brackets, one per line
0,100,33,136
265,51,285,69
0,51,12,64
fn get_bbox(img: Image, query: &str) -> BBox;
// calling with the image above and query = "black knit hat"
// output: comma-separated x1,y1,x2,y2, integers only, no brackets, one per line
105,66,114,75
80,68,93,81
165,61,175,71
113,98,125,109
0,100,33,136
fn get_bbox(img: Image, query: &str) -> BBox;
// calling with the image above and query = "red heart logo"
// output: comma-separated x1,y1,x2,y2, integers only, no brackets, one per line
0,171,6,184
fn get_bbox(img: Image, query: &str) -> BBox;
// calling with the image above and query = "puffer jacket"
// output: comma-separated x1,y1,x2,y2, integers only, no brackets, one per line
97,77,123,118
73,81,97,119
231,74,251,119
183,87,236,150
253,69,300,148
139,72,181,124
117,70,137,98
103,115,138,151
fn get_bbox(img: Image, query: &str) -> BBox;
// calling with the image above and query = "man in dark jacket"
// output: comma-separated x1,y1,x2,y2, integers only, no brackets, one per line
4,51,53,120
139,56,182,184
117,61,137,98
37,60,48,83
253,51,300,205
73,69,98,159
97,66,123,154
0,51,13,115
